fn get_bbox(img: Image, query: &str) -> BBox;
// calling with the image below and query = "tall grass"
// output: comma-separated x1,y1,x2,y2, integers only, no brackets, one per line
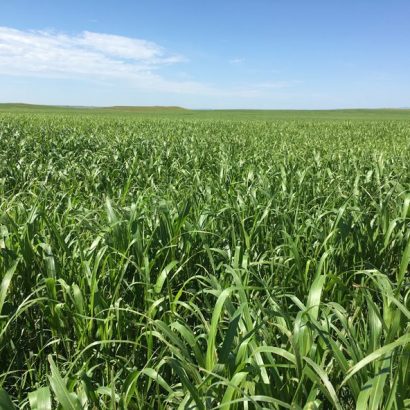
0,114,409,409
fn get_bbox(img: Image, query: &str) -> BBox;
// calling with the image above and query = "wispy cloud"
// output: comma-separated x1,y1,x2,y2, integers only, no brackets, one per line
0,26,298,100
229,58,244,64
253,81,301,89
0,26,205,93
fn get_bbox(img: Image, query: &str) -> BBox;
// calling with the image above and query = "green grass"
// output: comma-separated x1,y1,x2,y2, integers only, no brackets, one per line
0,111,409,409
2,103,410,120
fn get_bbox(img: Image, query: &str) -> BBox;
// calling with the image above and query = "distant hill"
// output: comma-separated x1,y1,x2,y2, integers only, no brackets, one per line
105,106,187,112
0,103,188,112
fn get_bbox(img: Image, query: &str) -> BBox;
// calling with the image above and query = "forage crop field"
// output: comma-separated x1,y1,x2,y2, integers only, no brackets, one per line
0,111,410,409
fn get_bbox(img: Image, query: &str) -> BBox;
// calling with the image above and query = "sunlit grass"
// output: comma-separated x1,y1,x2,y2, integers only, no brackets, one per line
0,114,409,408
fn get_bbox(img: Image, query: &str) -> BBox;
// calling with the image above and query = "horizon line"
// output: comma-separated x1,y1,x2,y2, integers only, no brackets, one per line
1,102,410,111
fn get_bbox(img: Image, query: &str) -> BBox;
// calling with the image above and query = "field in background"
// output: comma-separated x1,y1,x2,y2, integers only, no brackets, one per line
2,102,410,120
0,110,409,408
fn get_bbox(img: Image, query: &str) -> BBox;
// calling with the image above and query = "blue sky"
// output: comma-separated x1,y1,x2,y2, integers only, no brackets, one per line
0,0,409,108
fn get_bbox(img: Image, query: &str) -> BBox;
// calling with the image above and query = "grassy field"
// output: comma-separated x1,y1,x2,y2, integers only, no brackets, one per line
2,103,410,120
0,108,409,409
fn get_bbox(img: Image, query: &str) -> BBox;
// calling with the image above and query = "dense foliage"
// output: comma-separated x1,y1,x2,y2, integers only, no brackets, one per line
0,114,409,409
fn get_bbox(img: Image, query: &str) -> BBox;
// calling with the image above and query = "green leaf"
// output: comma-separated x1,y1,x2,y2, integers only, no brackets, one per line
28,386,52,410
306,275,326,321
140,368,174,395
303,357,342,410
219,311,241,364
71,284,85,315
0,388,15,410
154,260,178,294
356,379,372,409
206,287,232,371
168,358,204,410
398,237,410,287
341,332,410,387
250,346,297,365
220,371,248,409
48,356,82,410
368,356,391,410
0,261,18,316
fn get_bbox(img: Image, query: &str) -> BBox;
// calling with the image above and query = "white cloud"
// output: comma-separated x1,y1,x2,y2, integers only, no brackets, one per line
79,31,182,63
229,58,244,64
0,26,298,101
253,81,301,89
0,26,200,93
